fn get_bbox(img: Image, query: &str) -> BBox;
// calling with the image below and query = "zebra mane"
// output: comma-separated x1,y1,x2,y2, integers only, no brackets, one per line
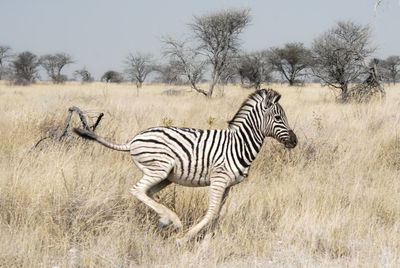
228,89,280,129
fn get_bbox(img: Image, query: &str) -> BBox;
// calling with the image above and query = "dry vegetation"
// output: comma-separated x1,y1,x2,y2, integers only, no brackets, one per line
0,81,399,267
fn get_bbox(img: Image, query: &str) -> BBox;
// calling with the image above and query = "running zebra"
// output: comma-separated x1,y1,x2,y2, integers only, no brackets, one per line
74,88,297,242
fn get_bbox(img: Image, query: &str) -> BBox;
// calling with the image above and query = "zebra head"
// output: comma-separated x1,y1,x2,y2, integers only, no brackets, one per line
262,89,297,149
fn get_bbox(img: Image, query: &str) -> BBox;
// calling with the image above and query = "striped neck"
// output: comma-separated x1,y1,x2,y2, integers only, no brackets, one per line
228,90,266,131
228,90,266,165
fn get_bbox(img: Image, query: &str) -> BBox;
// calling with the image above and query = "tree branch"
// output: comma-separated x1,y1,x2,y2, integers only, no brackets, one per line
33,106,104,149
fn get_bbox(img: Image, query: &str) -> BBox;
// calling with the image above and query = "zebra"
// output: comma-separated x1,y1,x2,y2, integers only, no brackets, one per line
74,88,297,242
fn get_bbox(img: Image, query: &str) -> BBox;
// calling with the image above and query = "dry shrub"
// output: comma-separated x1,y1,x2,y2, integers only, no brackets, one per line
347,83,383,103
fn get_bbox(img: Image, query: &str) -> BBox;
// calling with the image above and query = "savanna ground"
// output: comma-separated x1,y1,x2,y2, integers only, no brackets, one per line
0,81,399,267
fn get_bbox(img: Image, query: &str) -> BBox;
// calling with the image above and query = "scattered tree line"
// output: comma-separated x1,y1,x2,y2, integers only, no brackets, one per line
1,8,399,101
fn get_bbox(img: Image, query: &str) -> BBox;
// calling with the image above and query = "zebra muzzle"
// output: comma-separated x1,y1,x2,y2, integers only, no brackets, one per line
284,130,297,148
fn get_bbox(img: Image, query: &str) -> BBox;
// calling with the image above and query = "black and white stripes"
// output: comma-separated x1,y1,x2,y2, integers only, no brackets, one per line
74,88,297,242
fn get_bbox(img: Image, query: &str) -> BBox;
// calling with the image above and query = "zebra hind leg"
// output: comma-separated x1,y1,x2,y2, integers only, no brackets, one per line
146,179,172,199
131,175,182,230
146,179,175,228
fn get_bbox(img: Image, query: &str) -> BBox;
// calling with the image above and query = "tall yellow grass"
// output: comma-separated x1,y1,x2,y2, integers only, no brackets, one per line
0,81,399,266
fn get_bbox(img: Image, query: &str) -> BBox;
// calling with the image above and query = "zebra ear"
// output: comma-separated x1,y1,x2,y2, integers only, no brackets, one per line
264,89,281,106
272,93,281,103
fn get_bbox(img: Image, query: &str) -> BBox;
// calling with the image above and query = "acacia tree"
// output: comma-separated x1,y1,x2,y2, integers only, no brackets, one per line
153,60,183,84
74,67,94,82
268,42,312,86
124,53,154,92
381,56,400,84
40,53,74,83
11,51,40,85
101,70,123,83
238,51,273,89
219,56,241,85
311,21,375,101
0,45,12,80
190,8,251,97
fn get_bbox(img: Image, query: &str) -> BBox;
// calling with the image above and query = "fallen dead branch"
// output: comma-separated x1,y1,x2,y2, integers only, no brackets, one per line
34,106,104,149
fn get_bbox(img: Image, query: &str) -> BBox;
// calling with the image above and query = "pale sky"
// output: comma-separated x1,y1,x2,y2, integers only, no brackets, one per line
1,0,399,80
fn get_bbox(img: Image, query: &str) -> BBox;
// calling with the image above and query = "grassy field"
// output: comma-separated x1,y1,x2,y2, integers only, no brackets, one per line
0,81,399,267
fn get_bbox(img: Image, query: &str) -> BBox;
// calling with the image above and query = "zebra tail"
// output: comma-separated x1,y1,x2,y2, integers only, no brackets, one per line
73,128,131,151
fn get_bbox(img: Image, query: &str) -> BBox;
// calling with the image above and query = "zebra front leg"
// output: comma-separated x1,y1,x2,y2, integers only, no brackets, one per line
177,179,228,244
200,187,232,243
131,175,182,229
210,186,231,230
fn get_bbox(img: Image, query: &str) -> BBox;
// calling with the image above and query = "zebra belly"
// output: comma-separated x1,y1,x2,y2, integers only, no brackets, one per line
167,169,211,187
130,146,212,186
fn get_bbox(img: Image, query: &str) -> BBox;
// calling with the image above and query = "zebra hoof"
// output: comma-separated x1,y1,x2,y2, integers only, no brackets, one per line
158,217,172,228
172,220,183,230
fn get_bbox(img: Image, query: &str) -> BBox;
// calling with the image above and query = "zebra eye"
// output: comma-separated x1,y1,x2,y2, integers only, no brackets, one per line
274,115,282,121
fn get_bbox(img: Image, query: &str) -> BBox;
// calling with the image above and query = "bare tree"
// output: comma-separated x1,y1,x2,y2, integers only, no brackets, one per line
219,56,241,85
124,53,154,93
311,21,375,101
268,43,312,86
381,56,400,84
238,50,273,89
153,61,183,85
190,8,251,97
0,45,12,80
162,37,207,95
74,67,94,82
11,51,40,85
40,53,74,83
101,70,123,83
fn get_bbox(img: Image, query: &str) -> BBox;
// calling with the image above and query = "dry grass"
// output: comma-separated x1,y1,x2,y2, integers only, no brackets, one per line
0,81,399,267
